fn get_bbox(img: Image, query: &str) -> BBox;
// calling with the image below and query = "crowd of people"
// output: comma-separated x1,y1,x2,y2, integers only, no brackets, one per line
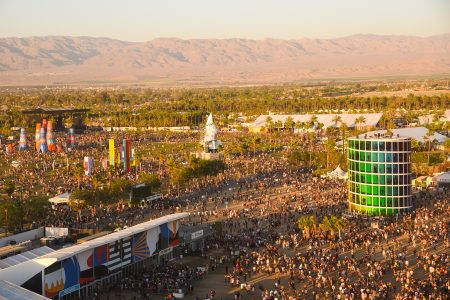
161,166,449,299
205,185,449,300
111,264,205,298
1,129,449,299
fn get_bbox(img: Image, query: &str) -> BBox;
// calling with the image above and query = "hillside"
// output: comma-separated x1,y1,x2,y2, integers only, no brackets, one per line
0,34,448,86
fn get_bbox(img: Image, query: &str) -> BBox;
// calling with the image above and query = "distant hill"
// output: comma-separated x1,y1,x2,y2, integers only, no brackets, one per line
0,34,448,86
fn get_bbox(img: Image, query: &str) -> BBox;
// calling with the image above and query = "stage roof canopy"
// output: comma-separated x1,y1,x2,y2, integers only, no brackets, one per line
0,280,50,300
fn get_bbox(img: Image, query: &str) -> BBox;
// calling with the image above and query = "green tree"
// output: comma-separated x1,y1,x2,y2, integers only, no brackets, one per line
332,115,342,128
424,130,434,166
325,138,337,169
355,116,366,130
73,164,85,188
24,197,50,224
297,215,317,239
284,116,295,133
250,136,261,157
139,173,162,192
3,180,15,198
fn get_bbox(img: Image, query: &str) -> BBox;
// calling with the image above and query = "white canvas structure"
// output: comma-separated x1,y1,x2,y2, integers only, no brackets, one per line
0,280,50,300
327,165,347,180
0,213,189,288
48,192,71,205
418,110,450,125
202,113,222,152
363,127,447,144
250,113,383,131
0,246,55,270
433,172,450,185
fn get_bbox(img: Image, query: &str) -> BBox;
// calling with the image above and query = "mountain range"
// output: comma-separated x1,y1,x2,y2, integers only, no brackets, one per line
0,34,448,86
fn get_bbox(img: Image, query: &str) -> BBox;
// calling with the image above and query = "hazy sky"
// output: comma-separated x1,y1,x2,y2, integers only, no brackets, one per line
0,0,448,41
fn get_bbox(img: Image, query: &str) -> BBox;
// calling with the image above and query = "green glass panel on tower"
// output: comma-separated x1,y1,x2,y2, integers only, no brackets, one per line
347,136,412,216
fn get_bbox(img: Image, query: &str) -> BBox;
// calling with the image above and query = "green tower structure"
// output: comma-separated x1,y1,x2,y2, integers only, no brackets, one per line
347,135,412,216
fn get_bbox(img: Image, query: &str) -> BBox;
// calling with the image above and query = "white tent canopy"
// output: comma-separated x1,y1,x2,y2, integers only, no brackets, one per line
363,127,447,144
0,280,50,300
48,192,70,205
0,258,56,286
434,172,450,184
251,113,383,129
327,165,348,180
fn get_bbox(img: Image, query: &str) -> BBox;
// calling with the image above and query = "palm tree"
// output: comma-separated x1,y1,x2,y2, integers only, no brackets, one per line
274,120,283,132
307,132,316,167
265,116,274,133
308,115,318,131
332,115,342,128
73,164,85,188
339,123,349,156
295,121,304,133
325,138,336,169
297,215,317,239
319,216,334,235
250,136,261,157
285,116,295,133
424,130,434,166
355,116,366,130
330,215,346,240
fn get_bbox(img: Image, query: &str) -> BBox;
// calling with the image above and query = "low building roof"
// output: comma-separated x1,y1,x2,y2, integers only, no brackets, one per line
363,127,447,144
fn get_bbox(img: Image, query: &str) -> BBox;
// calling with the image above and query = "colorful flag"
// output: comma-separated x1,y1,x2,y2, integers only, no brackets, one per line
130,148,136,167
39,127,47,153
19,128,28,150
109,139,115,166
123,139,131,173
35,123,41,151
102,159,108,172
69,128,75,148
84,157,94,176
47,121,56,151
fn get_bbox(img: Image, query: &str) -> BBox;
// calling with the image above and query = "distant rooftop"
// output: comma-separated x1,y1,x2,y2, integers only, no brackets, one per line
351,134,410,141
21,107,90,114
361,127,447,144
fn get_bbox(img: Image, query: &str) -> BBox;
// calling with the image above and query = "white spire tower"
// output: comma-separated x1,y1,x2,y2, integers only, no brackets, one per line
202,113,222,153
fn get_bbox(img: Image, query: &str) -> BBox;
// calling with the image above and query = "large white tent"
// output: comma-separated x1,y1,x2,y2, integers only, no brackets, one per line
48,192,71,205
327,165,348,180
0,213,189,288
363,127,447,144
418,110,450,125
250,113,383,132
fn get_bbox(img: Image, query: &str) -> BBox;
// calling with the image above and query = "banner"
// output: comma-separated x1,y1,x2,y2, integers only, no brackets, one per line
69,128,75,148
130,148,135,167
35,123,41,152
19,128,28,150
84,157,94,176
47,121,56,152
109,139,115,167
39,127,47,153
123,139,131,173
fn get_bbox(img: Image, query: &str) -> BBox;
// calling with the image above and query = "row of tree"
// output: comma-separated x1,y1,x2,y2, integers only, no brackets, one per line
1,86,449,128
297,215,346,240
